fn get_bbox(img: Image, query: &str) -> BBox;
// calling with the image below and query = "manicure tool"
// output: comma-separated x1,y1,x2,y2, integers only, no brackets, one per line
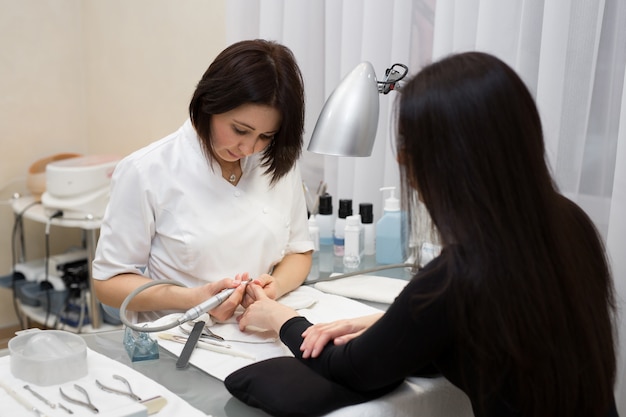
179,322,227,344
140,396,168,415
96,375,141,401
179,319,274,344
59,384,99,413
159,332,256,360
24,385,74,413
176,277,253,324
24,385,56,409
176,320,205,369
1,380,49,417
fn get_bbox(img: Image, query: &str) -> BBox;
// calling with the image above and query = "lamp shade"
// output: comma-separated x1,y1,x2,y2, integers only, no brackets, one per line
307,62,380,157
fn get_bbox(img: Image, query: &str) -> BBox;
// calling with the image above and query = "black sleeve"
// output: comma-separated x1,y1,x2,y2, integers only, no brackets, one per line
279,263,452,393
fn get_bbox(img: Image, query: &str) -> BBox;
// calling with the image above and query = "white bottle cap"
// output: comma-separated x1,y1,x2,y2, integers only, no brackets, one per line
346,214,361,227
380,186,400,211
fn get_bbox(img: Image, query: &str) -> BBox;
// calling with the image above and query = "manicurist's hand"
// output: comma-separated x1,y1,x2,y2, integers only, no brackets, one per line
299,313,384,358
241,273,277,308
237,282,298,333
241,252,312,308
205,273,250,322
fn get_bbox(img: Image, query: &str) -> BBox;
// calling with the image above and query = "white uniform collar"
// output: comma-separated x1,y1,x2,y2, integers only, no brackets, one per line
183,118,262,178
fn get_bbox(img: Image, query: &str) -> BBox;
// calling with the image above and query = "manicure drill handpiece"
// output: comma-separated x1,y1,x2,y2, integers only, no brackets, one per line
177,288,235,324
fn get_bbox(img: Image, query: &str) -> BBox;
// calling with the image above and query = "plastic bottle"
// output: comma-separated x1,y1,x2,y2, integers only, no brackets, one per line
333,199,352,257
316,193,334,246
375,187,406,264
343,214,364,269
359,202,375,256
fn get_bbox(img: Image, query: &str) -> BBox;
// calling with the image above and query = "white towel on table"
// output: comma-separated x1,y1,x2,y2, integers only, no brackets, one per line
313,275,409,304
156,285,474,417
0,347,208,417
156,286,381,381
325,376,474,417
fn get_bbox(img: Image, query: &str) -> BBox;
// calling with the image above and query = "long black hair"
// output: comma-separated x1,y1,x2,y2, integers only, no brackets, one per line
397,52,616,416
189,39,305,185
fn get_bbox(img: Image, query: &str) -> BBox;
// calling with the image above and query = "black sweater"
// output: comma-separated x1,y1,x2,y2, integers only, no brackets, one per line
279,254,619,417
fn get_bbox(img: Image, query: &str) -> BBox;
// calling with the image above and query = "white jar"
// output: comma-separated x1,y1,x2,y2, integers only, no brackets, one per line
343,214,363,269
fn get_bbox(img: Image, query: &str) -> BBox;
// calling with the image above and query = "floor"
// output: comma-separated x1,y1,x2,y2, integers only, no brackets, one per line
0,323,44,350
0,324,22,350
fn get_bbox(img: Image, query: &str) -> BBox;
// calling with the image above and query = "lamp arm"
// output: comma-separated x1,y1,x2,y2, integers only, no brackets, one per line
304,262,417,285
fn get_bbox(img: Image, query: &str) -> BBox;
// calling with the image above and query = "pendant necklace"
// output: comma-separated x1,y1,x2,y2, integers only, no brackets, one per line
223,162,240,183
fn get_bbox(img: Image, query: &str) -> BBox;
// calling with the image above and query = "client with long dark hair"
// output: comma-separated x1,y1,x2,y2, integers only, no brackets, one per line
236,51,619,417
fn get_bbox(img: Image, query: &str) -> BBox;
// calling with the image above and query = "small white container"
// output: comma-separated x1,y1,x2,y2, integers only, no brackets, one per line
343,214,364,269
9,329,87,386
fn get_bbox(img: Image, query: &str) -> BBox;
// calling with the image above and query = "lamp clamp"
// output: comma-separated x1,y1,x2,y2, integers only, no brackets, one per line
378,63,409,94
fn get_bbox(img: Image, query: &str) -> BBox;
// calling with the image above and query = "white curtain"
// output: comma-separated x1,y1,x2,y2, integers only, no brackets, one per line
432,0,626,412
226,0,626,412
225,0,436,223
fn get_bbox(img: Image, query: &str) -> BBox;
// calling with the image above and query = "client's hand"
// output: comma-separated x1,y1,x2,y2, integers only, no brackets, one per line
237,283,298,334
299,313,384,358
241,273,277,308
207,273,249,322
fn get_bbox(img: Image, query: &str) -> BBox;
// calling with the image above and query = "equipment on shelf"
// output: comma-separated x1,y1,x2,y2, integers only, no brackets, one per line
13,250,88,291
41,154,121,219
12,251,93,328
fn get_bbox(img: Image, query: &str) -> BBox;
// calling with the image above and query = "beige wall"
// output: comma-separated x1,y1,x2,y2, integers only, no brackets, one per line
0,0,227,327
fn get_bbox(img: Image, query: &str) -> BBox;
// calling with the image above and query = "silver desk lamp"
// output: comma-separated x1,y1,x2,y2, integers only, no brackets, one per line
304,61,414,284
307,61,408,157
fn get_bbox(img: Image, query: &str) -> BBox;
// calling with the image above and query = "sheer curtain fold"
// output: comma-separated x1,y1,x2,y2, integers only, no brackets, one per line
407,0,626,410
608,64,626,415
226,1,625,412
228,0,434,221
553,2,604,194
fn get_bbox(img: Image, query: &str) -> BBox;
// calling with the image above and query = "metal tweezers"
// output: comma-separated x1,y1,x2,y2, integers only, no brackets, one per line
96,375,141,401
59,384,99,413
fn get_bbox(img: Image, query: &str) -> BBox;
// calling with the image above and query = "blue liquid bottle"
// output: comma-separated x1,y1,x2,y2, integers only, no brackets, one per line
375,187,406,264
333,199,352,257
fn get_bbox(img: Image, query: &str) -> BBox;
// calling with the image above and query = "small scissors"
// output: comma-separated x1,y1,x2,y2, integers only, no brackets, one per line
96,375,141,401
59,384,98,414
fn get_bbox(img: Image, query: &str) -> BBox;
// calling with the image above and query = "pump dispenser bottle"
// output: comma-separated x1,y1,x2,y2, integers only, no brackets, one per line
333,199,352,256
375,187,406,264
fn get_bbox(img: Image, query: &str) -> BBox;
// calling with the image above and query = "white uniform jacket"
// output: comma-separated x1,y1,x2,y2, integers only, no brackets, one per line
92,119,314,318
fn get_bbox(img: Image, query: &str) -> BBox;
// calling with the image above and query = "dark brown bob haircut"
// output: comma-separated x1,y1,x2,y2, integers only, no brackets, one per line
189,39,305,185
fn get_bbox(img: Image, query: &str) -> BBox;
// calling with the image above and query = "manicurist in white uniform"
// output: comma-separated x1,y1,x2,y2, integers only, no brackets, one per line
92,39,314,323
